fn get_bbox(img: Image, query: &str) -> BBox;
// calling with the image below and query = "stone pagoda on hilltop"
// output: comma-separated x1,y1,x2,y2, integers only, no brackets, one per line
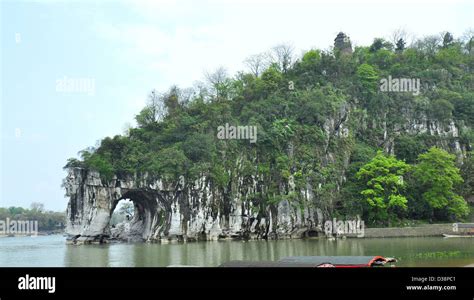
334,32,353,55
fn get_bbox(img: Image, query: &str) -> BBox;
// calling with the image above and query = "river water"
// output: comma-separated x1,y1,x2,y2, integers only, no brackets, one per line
0,235,473,267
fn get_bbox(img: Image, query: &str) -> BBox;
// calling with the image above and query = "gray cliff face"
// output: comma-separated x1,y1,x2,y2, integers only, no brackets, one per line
64,168,321,244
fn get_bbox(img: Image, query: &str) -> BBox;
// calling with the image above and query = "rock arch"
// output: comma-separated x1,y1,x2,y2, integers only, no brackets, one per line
109,190,161,242
64,168,320,244
64,168,169,244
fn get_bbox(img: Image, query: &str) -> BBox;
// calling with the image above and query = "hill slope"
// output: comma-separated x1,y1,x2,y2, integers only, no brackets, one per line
64,32,474,242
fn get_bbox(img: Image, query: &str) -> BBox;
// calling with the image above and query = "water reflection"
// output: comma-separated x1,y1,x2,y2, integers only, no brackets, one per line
1,235,473,267
64,244,110,267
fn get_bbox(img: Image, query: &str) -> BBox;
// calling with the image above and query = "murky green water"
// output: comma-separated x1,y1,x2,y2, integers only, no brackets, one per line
0,235,473,267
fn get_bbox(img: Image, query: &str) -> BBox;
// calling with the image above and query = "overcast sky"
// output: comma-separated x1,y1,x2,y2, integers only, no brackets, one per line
1,0,472,211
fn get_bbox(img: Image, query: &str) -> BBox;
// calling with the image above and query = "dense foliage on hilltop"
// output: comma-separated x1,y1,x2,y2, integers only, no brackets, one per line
65,31,474,226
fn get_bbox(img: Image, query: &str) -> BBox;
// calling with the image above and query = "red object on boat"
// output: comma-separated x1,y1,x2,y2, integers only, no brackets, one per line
279,256,396,268
219,256,397,268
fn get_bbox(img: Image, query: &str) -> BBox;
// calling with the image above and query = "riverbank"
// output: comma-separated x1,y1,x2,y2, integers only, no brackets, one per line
362,224,453,238
67,223,458,244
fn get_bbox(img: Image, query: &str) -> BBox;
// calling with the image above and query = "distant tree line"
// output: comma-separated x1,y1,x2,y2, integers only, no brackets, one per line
0,203,65,232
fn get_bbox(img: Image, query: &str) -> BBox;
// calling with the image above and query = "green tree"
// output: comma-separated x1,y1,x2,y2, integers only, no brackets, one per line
147,146,190,179
260,65,283,95
356,151,411,225
301,49,321,67
430,99,454,123
442,32,454,48
460,152,474,201
356,63,378,97
369,38,393,52
395,38,406,52
164,86,182,116
85,154,115,181
182,133,214,162
135,89,167,127
414,147,469,219
394,135,427,164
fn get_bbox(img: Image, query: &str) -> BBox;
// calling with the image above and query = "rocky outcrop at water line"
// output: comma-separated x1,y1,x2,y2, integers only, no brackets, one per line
64,168,322,244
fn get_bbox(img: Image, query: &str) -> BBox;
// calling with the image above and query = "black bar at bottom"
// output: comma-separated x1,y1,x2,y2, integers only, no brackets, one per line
0,267,472,299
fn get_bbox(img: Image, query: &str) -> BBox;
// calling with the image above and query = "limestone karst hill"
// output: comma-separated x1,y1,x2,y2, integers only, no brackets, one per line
64,32,474,244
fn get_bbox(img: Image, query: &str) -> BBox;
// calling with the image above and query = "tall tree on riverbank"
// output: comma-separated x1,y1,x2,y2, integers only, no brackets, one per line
414,147,469,220
356,151,411,225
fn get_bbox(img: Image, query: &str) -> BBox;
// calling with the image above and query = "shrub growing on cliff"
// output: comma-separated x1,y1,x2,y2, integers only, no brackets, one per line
356,63,378,98
394,135,428,164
